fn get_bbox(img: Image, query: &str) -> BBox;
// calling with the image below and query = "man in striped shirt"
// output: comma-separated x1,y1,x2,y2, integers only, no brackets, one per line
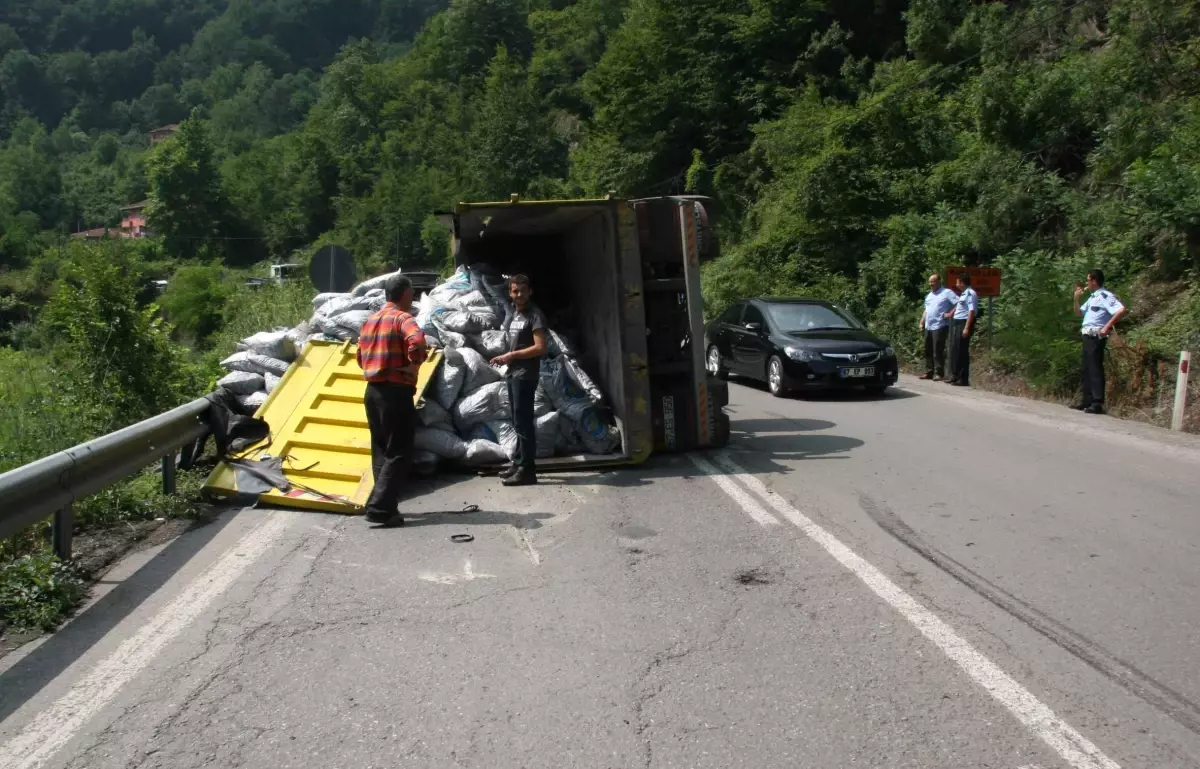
356,274,427,526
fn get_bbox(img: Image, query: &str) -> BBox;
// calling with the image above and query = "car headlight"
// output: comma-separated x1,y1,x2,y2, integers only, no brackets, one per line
883,346,896,358
784,346,819,362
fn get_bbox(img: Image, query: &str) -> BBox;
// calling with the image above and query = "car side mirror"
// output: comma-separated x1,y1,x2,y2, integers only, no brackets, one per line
744,322,762,333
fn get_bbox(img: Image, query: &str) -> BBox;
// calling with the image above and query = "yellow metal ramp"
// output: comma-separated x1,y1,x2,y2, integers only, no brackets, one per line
203,340,442,513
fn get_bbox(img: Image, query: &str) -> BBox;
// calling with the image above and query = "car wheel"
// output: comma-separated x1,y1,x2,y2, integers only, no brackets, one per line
706,345,728,380
767,356,789,397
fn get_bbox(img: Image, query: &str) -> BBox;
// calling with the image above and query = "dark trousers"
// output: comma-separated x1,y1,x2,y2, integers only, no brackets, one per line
363,382,416,517
507,376,537,473
924,327,950,377
1081,335,1107,406
950,320,971,383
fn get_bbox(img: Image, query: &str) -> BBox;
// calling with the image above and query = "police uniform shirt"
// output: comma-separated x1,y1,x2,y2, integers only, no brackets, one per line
1080,289,1125,330
503,303,547,379
953,288,978,320
924,288,958,331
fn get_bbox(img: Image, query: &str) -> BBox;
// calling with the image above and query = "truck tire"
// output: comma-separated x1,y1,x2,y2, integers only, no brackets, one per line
706,377,731,448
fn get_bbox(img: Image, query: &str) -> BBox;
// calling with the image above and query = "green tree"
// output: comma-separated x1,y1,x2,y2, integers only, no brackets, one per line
144,114,231,259
159,262,231,344
468,46,567,198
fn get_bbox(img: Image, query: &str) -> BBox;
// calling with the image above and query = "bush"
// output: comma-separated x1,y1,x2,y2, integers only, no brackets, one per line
160,263,233,346
206,280,314,367
0,553,87,633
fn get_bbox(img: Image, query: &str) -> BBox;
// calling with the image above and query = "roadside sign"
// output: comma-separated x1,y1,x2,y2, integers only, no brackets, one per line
310,245,356,293
944,266,1002,297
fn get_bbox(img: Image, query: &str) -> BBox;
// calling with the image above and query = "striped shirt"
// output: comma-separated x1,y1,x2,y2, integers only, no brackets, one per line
356,303,427,386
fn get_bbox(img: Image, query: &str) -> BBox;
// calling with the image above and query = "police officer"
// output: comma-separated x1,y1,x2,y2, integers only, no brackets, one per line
947,272,977,386
1072,269,1126,414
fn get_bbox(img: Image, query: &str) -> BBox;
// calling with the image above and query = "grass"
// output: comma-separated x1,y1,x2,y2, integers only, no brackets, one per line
0,466,213,634
207,281,314,361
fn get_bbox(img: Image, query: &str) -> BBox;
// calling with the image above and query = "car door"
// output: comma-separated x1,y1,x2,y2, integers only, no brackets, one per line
731,303,770,377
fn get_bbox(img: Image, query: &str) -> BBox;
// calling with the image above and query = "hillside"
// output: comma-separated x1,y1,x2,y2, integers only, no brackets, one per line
0,0,1197,402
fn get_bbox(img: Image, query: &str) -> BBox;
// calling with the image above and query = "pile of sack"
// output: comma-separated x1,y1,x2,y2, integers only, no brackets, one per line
215,266,621,475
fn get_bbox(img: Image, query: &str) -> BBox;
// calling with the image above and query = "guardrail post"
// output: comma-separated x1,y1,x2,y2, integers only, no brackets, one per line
1171,351,1191,432
52,505,73,560
162,452,177,495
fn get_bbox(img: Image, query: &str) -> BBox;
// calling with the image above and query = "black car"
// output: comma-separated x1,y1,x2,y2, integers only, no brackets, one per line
704,298,898,397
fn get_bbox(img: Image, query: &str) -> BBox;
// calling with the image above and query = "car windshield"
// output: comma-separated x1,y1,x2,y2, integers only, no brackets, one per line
765,303,861,332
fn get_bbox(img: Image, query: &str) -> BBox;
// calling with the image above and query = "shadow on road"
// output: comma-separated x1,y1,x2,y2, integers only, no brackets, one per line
0,506,243,723
390,509,555,530
730,376,920,402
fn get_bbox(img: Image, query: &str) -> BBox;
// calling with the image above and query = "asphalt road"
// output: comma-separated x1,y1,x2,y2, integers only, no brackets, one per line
3,375,1200,769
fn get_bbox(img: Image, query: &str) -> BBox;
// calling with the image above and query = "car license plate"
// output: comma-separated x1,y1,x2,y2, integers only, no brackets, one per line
840,366,875,378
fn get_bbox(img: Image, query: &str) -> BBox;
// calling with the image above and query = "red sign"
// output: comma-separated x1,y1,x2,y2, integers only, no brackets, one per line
944,266,1002,298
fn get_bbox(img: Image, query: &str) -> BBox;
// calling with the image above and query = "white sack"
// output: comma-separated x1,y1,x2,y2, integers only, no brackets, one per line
485,420,518,460
237,329,296,362
435,348,465,410
418,398,453,429
414,427,468,459
352,270,401,297
238,390,269,411
547,329,576,358
535,411,561,458
221,351,288,377
462,439,507,466
286,322,312,355
453,381,509,428
264,372,282,392
247,352,290,377
458,347,502,393
333,309,371,333
313,292,346,309
471,330,508,359
563,357,604,404
218,370,264,395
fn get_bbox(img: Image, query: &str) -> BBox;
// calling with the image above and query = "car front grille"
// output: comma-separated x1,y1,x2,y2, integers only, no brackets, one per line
821,351,881,365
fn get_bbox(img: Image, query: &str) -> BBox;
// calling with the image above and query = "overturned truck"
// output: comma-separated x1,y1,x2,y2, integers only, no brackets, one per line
204,196,729,512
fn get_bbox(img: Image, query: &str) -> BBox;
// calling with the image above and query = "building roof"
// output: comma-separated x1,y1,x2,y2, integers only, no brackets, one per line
121,200,150,211
149,124,179,133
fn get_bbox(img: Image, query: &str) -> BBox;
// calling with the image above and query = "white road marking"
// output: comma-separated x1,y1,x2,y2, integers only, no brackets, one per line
687,455,780,527
703,451,1120,769
418,560,495,585
0,513,292,769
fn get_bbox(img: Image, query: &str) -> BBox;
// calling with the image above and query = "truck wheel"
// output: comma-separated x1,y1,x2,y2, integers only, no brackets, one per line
767,356,790,397
707,345,728,380
706,378,731,448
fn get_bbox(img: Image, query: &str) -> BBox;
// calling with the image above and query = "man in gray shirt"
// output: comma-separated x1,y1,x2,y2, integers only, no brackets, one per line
490,273,547,486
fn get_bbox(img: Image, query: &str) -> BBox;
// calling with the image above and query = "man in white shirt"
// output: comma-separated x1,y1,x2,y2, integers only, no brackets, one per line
919,273,958,381
948,272,978,386
1072,269,1126,414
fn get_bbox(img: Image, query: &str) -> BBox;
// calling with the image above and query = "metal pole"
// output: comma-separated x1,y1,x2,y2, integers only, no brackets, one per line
162,452,177,495
1171,351,1192,432
53,505,73,560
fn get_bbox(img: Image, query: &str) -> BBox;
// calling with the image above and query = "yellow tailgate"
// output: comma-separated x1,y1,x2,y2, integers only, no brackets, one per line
203,341,442,513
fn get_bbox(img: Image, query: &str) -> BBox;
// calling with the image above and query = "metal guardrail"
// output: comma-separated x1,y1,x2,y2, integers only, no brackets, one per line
0,397,211,559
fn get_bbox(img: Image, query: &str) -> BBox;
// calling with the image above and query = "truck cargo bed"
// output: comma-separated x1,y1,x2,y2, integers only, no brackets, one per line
449,199,654,467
